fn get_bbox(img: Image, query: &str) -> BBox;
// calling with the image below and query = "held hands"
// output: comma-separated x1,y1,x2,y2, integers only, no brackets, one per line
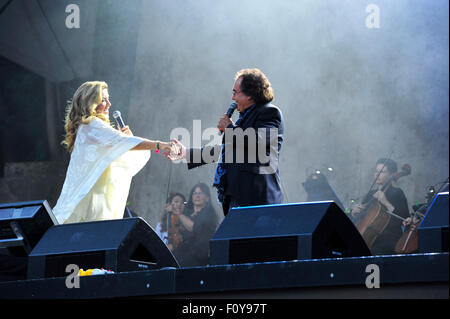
159,113,232,161
163,138,186,161
119,125,174,152
122,124,180,155
158,140,180,154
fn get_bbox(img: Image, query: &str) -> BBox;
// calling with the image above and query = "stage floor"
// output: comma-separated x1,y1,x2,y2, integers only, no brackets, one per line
0,252,448,299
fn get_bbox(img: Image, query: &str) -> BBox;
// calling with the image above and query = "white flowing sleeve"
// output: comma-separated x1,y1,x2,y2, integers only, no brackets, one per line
52,118,150,224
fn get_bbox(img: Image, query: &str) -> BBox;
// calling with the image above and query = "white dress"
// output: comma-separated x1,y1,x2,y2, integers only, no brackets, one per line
52,118,150,224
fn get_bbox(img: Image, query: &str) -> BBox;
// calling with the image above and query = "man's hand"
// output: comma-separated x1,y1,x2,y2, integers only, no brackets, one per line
218,114,233,133
373,190,394,212
402,217,413,228
351,203,366,218
164,138,186,161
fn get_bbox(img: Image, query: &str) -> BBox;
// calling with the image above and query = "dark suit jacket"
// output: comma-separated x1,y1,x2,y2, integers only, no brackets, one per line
187,102,284,207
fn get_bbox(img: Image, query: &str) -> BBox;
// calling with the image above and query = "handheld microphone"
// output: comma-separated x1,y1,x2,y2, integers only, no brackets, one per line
219,102,237,135
226,102,238,118
113,110,125,129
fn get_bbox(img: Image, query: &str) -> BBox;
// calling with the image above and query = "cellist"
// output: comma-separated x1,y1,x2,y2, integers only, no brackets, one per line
351,158,410,255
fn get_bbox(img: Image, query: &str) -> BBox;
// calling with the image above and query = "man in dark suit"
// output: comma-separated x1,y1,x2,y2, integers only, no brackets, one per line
166,68,284,216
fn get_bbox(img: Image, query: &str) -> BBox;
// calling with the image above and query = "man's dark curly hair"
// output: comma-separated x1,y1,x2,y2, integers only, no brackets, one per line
235,68,274,104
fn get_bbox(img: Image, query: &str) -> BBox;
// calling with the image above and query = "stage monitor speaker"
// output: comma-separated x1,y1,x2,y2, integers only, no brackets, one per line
209,201,371,265
27,217,179,279
0,200,57,256
418,192,449,253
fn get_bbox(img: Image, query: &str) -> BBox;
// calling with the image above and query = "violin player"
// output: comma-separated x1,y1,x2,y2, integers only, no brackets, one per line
351,158,410,255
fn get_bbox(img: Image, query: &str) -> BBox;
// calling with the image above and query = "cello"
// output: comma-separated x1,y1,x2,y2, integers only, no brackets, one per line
356,163,411,249
394,210,422,254
395,180,449,253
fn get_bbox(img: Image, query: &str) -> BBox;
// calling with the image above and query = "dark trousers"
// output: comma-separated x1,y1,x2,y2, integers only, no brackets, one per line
222,196,240,216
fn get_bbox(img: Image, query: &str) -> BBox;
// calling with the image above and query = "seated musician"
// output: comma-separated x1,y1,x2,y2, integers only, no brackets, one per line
351,158,410,255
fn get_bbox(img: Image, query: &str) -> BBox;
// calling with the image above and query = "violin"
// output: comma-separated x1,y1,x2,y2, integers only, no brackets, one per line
356,164,411,249
167,212,183,250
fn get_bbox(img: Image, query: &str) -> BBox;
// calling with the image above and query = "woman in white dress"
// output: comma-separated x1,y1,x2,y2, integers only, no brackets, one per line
52,81,177,224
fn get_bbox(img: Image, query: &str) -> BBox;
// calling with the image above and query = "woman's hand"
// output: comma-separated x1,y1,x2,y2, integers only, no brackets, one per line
131,138,180,152
172,204,182,215
164,203,172,214
159,140,179,154
120,125,134,136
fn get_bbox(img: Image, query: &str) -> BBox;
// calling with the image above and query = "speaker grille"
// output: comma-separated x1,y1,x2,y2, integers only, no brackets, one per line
229,236,298,264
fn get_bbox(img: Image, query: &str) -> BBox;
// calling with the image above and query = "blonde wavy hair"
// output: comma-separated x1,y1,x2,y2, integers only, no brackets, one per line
62,81,110,153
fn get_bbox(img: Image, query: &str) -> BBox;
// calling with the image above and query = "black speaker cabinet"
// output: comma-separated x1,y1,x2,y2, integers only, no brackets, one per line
418,192,449,253
27,217,179,279
0,200,57,256
209,201,371,265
